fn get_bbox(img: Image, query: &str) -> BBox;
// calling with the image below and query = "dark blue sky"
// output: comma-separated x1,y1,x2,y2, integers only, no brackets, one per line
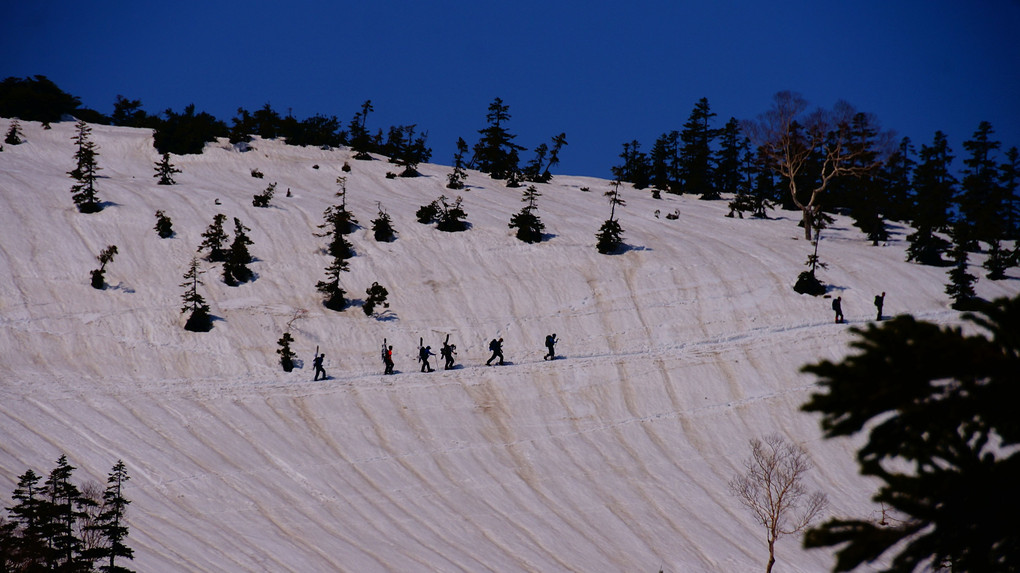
4,0,1018,178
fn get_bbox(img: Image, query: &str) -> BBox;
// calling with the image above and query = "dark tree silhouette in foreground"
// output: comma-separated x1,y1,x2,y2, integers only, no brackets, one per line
154,210,173,238
801,294,1020,572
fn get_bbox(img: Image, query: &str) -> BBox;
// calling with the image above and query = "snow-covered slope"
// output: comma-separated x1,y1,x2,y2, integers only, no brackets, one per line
1,119,1014,572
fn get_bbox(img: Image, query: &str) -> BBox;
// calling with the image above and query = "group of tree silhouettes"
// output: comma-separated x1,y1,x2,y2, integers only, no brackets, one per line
0,456,134,572
610,92,1018,305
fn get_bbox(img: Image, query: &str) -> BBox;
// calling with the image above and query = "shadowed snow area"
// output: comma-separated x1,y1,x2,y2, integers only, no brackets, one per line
1,119,1015,571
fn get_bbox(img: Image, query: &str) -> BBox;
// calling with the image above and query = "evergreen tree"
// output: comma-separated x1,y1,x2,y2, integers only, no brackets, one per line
879,136,916,223
678,97,719,198
0,75,81,124
649,130,681,193
198,214,229,262
111,95,149,128
153,103,228,156
348,100,374,159
801,294,1020,572
446,137,469,189
154,210,173,238
222,218,254,286
318,205,356,259
436,195,469,232
958,121,1005,246
715,118,745,195
1000,146,1020,239
180,257,212,332
521,132,568,184
611,140,650,189
330,176,359,234
7,469,47,568
508,185,545,243
982,239,1014,280
277,332,296,372
385,124,431,177
90,245,119,290
252,181,276,207
42,455,86,571
838,112,889,245
86,460,133,573
68,119,103,213
316,256,349,311
946,224,979,310
371,204,396,242
596,180,626,254
153,152,181,185
363,282,390,316
416,199,440,224
472,97,526,180
4,119,24,145
906,131,956,266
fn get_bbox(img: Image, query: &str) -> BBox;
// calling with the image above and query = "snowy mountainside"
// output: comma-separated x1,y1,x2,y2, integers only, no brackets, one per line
1,118,1014,572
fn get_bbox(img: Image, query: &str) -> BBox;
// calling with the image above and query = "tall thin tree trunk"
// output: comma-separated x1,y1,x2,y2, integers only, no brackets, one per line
766,536,776,573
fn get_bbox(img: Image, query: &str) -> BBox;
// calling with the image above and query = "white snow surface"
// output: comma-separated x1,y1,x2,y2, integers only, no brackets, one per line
1,119,1015,572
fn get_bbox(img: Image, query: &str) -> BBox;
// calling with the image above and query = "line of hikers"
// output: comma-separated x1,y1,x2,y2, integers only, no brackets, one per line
831,291,886,324
376,333,558,377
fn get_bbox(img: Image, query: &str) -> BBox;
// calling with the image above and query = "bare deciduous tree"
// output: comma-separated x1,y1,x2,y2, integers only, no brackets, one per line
729,434,829,573
743,91,890,240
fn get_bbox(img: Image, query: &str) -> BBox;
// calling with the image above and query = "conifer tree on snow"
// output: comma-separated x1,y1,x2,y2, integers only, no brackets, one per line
958,121,1006,246
363,282,390,316
371,204,396,242
679,97,719,198
318,206,355,260
446,137,469,189
252,181,276,207
508,185,546,243
436,195,469,232
154,210,173,238
180,256,213,332
198,214,229,262
222,218,254,286
348,100,374,160
982,240,1015,280
316,256,349,312
906,131,956,266
611,140,650,189
472,97,526,180
946,224,979,310
385,124,432,177
522,133,567,183
153,152,181,185
650,131,681,193
878,136,917,223
277,332,296,372
7,469,46,568
596,180,626,254
90,245,119,289
84,460,133,573
42,455,88,571
331,176,359,235
68,119,103,213
1001,146,1020,239
4,119,24,145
